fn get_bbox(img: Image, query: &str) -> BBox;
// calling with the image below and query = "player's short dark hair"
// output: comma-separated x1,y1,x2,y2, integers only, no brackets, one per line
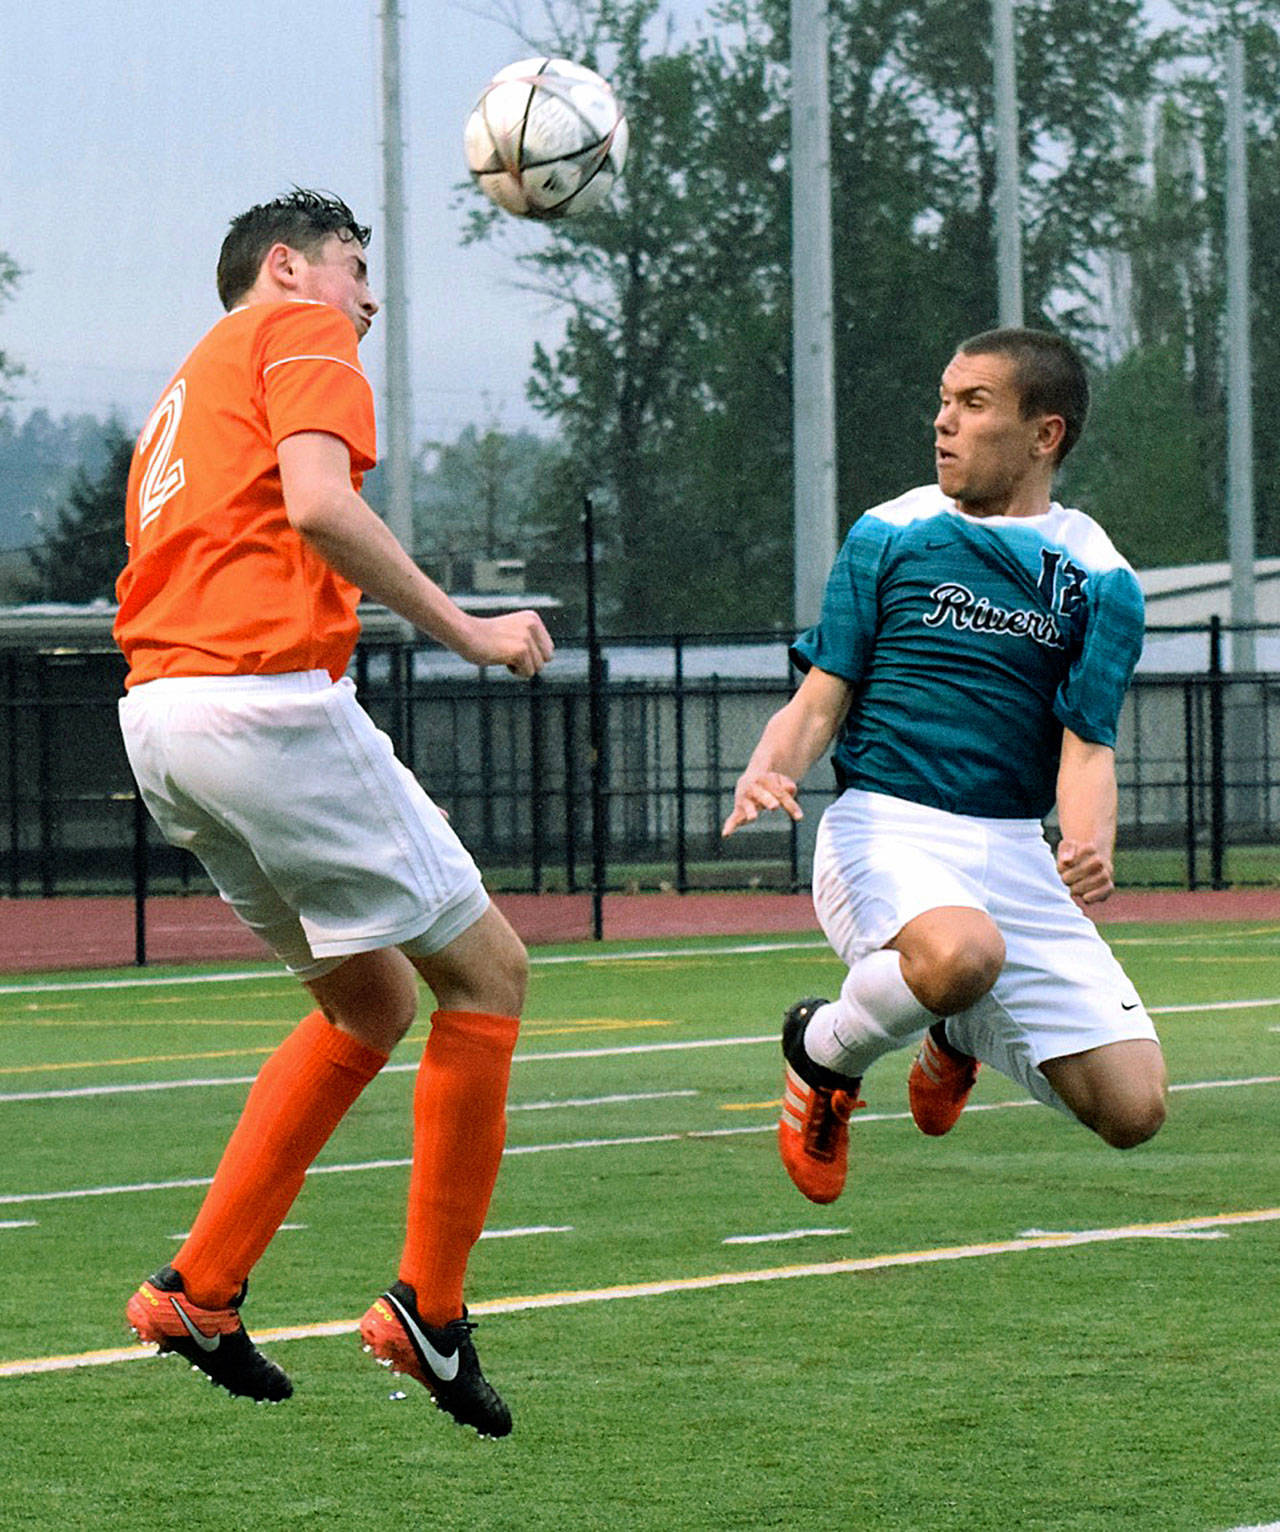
956,327,1090,464
216,189,372,311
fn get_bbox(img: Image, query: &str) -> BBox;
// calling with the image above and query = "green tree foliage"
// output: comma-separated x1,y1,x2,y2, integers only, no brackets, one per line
0,409,122,553
0,253,25,405
413,423,567,586
473,0,793,633
816,0,1166,512
26,420,134,602
1060,343,1222,567
1098,1,1280,563
471,0,1179,631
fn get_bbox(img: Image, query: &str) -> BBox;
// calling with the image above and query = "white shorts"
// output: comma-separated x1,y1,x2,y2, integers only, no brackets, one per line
119,671,489,981
812,789,1158,1111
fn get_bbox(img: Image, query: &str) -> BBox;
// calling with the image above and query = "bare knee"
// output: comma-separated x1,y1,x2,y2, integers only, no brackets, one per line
895,910,1005,1015
1043,1040,1168,1149
474,934,528,1017
307,947,420,1054
409,905,529,1017
1094,1092,1167,1150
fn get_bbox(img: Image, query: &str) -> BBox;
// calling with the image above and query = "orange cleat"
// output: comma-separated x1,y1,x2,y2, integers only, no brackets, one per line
777,998,865,1204
908,1023,980,1136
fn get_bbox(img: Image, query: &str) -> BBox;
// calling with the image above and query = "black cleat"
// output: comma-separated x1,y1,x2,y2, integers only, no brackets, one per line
359,1281,512,1438
126,1264,292,1403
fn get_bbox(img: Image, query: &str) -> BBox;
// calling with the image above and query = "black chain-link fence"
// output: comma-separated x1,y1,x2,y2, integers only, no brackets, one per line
2,621,1278,905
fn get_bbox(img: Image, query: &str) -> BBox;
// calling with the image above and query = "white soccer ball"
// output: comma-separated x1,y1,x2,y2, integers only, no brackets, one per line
464,57,629,220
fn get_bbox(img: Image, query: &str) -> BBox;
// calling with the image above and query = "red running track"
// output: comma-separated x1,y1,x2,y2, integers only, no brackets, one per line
0,887,1277,974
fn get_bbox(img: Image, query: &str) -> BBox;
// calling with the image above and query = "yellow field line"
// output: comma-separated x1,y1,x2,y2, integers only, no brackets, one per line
3,1205,1277,1380
0,1018,676,1076
0,1047,279,1076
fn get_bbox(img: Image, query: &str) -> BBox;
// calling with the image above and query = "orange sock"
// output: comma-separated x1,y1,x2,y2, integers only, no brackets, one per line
175,1010,387,1308
398,1009,520,1326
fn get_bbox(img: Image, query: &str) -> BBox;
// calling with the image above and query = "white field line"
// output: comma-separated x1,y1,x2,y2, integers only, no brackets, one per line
0,939,831,999
3,993,1279,1107
480,1224,573,1240
2,920,1278,1000
1,1073,1275,1210
3,1205,1277,1380
724,1228,847,1245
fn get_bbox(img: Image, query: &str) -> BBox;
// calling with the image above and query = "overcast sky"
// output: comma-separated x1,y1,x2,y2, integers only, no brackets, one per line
3,0,1188,451
2,1,625,443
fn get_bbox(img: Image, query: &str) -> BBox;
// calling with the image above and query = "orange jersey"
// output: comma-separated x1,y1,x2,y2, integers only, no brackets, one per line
114,300,377,687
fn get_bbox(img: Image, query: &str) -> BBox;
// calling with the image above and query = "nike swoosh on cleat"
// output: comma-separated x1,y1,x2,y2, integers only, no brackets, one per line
170,1299,221,1354
385,1294,460,1382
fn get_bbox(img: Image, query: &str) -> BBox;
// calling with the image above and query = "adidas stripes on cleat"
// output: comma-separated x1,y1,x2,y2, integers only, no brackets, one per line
359,1282,512,1439
908,1021,980,1136
126,1264,293,1402
778,997,865,1205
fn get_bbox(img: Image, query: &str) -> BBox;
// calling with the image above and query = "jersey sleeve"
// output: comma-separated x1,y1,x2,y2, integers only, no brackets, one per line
1053,564,1144,746
790,514,890,682
257,304,377,472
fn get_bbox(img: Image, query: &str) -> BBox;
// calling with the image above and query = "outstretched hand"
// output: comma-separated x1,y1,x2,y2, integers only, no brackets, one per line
458,610,555,677
1056,839,1114,905
721,771,802,838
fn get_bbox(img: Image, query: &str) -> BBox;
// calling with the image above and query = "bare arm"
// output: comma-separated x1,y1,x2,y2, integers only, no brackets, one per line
278,431,553,677
1055,727,1118,904
721,667,854,837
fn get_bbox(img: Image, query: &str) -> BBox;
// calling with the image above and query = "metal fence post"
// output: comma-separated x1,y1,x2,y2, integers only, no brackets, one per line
133,783,148,966
1208,615,1226,890
584,496,606,939
6,654,19,897
674,636,687,894
563,692,578,894
529,673,545,893
1183,678,1198,891
37,656,55,898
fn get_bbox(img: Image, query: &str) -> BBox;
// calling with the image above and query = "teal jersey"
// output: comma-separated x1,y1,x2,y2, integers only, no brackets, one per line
791,485,1145,819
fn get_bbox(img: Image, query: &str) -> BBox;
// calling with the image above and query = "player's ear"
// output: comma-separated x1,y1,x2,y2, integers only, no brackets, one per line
1036,414,1066,461
263,242,302,291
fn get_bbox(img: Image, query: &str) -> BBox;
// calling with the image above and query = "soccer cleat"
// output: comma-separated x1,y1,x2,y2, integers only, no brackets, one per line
125,1264,292,1402
359,1281,512,1439
778,997,865,1205
908,1021,981,1136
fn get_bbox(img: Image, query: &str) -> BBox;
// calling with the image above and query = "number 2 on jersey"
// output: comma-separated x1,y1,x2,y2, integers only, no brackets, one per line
137,380,187,531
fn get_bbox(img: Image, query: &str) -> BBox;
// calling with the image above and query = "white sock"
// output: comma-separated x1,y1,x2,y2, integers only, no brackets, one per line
804,949,936,1080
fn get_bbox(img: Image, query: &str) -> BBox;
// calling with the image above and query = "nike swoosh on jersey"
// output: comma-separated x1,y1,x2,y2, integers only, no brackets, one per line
171,1299,222,1353
386,1293,460,1382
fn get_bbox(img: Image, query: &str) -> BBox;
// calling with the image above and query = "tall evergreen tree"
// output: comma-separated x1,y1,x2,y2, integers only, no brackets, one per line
26,421,133,602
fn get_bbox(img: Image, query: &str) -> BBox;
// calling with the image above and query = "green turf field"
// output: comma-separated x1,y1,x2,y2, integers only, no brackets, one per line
1,923,1278,1531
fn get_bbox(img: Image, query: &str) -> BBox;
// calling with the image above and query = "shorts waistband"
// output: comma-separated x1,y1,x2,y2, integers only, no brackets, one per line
839,788,1044,840
124,670,339,697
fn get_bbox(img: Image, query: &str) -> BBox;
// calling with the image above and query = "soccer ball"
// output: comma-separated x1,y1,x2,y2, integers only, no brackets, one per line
464,57,629,220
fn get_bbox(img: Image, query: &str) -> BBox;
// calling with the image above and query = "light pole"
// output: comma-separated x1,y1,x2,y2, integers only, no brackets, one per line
992,0,1024,327
790,0,838,629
